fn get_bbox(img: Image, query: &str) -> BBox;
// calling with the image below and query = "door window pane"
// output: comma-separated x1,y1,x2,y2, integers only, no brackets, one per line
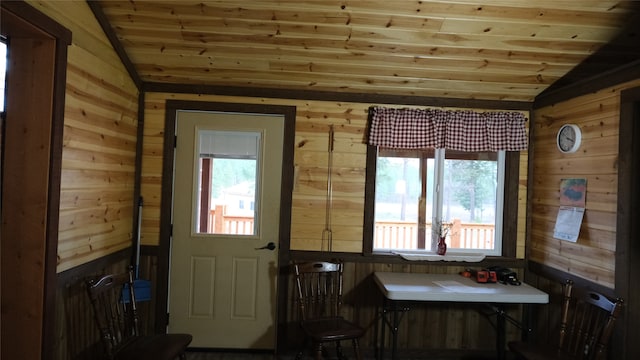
196,130,261,235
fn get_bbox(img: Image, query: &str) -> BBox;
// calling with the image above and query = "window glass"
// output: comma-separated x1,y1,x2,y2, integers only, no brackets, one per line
373,148,503,255
195,130,260,235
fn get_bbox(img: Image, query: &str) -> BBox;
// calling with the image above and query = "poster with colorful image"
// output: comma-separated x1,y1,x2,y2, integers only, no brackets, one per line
559,178,586,207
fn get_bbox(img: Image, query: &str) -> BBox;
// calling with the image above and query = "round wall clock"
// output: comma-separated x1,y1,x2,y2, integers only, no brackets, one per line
556,124,582,153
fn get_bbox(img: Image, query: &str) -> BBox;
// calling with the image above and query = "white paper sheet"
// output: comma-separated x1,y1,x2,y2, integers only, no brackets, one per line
553,206,584,242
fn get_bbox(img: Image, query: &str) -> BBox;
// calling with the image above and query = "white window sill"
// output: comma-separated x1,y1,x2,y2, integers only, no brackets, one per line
391,250,486,262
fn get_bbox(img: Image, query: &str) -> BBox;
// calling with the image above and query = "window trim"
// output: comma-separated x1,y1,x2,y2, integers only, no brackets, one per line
363,145,520,258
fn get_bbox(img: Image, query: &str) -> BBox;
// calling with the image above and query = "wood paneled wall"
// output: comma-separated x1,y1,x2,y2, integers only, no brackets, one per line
142,92,529,254
26,0,140,272
530,78,640,289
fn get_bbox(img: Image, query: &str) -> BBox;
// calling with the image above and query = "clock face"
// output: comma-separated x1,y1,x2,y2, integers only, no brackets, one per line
557,124,581,153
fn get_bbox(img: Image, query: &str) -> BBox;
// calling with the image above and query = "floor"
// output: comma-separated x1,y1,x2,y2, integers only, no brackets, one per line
185,349,505,360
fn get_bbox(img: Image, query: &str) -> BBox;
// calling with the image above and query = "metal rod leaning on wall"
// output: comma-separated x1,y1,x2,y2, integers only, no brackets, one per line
322,125,334,252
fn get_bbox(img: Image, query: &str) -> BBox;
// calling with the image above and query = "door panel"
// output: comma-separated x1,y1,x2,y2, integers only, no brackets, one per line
169,110,283,349
189,256,215,318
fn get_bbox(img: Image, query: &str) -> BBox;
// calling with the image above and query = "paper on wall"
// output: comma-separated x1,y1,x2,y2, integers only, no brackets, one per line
553,206,584,242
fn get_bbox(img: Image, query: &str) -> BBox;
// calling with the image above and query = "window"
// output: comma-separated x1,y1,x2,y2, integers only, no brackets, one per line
195,130,260,236
364,106,527,258
373,147,503,255
365,146,518,257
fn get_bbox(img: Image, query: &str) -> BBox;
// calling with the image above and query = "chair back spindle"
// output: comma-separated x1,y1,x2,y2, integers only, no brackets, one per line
292,261,363,360
87,272,138,357
295,261,343,321
558,281,623,360
86,268,192,360
509,279,623,360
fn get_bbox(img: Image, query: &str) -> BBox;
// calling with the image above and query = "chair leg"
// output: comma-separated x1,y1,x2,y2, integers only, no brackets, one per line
314,342,323,360
336,341,344,359
352,338,362,360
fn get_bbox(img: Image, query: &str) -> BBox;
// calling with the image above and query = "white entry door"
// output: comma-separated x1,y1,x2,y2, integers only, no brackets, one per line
168,110,284,349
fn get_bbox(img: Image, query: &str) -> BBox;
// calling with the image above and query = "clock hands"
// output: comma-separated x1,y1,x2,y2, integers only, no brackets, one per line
561,134,574,142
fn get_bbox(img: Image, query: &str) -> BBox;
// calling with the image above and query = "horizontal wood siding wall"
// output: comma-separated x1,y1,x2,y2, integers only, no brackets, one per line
142,92,529,254
530,78,640,289
26,0,140,272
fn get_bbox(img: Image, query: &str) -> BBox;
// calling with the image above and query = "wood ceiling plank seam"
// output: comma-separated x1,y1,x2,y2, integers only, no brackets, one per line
133,63,550,89
126,55,572,79
133,77,538,101
438,18,622,41
115,32,604,57
124,41,588,65
98,1,635,27
112,21,607,48
129,56,576,78
133,72,544,97
100,1,633,18
107,19,618,47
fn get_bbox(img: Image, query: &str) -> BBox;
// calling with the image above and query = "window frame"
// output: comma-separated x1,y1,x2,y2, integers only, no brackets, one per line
363,145,520,258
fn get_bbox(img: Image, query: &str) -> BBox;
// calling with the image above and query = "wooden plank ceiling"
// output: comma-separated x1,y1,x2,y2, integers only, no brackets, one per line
96,1,640,102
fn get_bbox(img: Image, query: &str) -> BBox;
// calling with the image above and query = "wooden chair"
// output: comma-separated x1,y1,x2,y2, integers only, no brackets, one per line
293,261,364,360
509,280,623,360
86,268,192,360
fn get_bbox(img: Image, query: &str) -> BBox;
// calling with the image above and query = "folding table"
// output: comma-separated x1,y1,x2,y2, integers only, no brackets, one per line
373,271,549,360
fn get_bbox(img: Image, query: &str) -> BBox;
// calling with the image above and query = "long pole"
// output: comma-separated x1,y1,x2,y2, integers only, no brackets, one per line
322,125,334,252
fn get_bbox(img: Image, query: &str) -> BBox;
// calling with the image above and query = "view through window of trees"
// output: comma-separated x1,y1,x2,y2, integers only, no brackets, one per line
195,130,260,236
374,148,504,255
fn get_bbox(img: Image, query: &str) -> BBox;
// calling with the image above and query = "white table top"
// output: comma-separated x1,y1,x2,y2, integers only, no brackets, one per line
374,272,549,304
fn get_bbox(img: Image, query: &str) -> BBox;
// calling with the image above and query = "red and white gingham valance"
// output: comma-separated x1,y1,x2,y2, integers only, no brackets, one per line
367,106,528,151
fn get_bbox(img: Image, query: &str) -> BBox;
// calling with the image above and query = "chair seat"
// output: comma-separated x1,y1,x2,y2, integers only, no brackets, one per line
302,317,365,343
508,341,575,360
115,333,193,360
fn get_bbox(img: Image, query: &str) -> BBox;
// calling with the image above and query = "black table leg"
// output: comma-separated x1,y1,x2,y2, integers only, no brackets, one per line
496,305,506,360
377,299,409,360
379,305,386,360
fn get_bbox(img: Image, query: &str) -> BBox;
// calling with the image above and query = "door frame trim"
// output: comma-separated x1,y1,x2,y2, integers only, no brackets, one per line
615,86,640,358
157,100,296,351
1,2,71,359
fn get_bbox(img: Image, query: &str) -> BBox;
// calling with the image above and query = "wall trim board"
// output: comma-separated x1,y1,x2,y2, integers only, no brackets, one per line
56,248,131,289
534,59,640,109
527,261,615,300
143,82,533,111
1,1,72,44
362,145,377,255
140,244,161,257
290,250,525,268
615,86,640,359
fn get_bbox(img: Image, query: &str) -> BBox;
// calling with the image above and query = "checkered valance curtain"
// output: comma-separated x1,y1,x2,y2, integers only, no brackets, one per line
368,106,528,151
